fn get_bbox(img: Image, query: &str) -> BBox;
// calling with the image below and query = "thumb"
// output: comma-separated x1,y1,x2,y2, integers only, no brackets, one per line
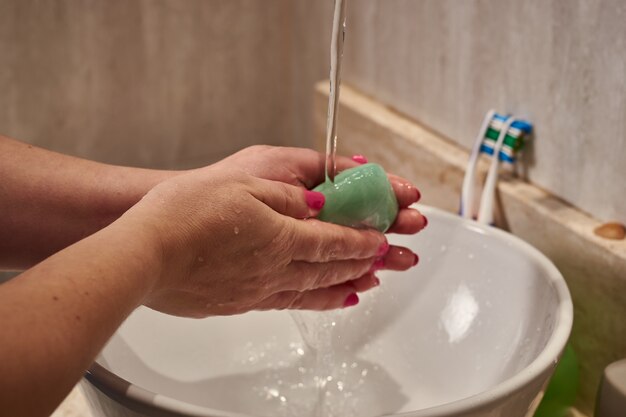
248,178,325,219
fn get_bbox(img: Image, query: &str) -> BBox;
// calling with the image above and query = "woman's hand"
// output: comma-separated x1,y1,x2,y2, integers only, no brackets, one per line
128,167,390,317
213,145,427,235
0,143,426,416
211,146,426,273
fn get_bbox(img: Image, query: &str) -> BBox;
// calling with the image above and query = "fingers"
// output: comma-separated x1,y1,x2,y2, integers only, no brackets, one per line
255,283,357,311
334,154,362,172
274,243,417,293
289,218,388,262
240,147,422,211
267,149,364,188
247,174,425,239
242,146,329,188
244,148,428,237
347,273,380,292
275,246,417,291
257,272,383,311
280,258,376,292
387,208,428,234
381,245,419,271
248,178,325,219
388,174,421,208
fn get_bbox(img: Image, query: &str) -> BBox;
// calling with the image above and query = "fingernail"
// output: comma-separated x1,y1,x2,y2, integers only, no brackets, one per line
422,216,428,229
344,293,359,308
415,188,422,202
413,253,419,266
352,154,368,164
376,241,390,257
305,190,325,210
374,276,381,286
369,258,385,273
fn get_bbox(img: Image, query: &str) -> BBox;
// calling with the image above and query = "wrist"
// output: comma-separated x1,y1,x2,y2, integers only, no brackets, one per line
102,210,167,302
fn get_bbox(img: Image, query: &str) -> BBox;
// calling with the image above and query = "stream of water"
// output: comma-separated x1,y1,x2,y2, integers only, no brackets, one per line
324,0,348,184
289,2,350,415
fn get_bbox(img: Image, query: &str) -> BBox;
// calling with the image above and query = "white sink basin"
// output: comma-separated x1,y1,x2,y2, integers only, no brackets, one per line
83,205,573,417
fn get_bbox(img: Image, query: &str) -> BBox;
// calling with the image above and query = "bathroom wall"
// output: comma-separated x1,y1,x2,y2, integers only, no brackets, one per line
2,1,624,222
0,0,294,168
302,0,626,224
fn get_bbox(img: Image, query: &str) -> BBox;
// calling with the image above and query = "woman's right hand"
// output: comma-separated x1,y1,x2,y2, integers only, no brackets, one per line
125,166,391,318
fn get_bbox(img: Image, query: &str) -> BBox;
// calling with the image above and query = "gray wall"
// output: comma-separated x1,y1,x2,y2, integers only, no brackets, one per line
337,0,626,223
0,0,294,168
1,1,624,222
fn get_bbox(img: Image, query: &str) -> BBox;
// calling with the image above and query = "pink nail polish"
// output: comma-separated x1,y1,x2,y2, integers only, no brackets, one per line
376,241,390,257
352,154,368,164
415,188,422,202
422,216,428,229
413,253,419,266
305,190,325,210
369,258,385,273
344,293,359,307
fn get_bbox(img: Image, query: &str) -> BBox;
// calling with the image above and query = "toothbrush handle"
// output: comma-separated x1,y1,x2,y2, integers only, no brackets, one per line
477,118,516,225
461,110,495,219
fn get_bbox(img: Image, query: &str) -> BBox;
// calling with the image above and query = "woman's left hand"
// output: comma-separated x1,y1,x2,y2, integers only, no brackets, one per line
210,145,427,271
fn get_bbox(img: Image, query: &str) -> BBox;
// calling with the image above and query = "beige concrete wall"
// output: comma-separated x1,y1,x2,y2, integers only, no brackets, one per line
0,0,294,168
2,1,624,224
337,0,626,224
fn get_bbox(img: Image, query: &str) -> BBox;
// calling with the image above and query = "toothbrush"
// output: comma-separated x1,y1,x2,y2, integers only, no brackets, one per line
461,111,532,224
461,109,496,219
476,117,517,224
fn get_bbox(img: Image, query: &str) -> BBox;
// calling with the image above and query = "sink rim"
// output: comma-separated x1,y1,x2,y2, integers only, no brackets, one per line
85,205,573,417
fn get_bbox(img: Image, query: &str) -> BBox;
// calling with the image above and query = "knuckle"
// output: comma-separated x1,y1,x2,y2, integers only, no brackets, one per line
304,226,328,260
311,235,326,260
356,231,381,258
273,221,297,260
275,183,295,214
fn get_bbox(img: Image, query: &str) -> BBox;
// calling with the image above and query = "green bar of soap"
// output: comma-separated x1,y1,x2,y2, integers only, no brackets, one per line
313,163,399,232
